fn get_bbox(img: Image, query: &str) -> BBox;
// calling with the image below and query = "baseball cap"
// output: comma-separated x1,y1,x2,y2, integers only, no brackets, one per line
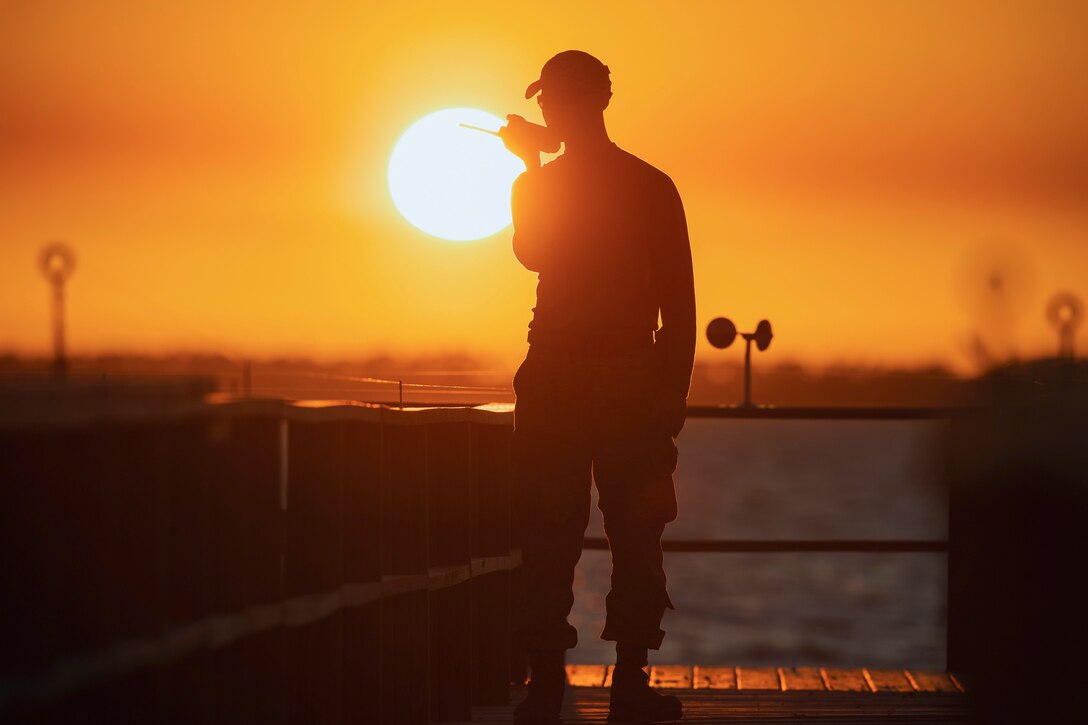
524,50,611,99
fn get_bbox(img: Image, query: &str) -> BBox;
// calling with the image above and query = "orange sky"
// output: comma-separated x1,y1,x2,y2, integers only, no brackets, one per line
2,1,1086,373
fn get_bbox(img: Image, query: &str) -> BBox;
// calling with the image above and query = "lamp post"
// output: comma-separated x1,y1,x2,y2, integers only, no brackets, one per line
706,317,774,408
1046,292,1083,359
39,242,76,378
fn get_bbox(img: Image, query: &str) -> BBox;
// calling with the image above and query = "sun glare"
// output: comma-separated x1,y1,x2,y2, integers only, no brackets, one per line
387,108,525,242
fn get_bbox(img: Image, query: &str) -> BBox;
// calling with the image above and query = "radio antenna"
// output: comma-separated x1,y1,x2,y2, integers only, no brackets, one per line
458,123,501,137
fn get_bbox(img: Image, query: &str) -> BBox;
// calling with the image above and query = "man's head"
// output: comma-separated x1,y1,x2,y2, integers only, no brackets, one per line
524,50,612,139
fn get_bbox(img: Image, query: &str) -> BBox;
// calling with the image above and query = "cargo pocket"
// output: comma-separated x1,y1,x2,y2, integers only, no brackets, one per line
649,432,678,477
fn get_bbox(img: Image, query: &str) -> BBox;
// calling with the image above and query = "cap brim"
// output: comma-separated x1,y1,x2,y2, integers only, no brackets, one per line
524,79,542,99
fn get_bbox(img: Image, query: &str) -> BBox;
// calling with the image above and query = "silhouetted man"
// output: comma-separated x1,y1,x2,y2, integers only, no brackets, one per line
501,50,696,725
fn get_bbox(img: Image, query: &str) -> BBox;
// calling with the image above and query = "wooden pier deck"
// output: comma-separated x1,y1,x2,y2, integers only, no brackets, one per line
440,665,969,724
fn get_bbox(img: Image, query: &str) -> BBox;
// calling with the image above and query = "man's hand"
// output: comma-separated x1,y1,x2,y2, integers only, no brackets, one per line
652,389,688,439
499,114,541,168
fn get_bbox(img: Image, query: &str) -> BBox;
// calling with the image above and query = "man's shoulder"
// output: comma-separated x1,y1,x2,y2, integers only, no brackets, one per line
518,145,679,198
612,147,680,200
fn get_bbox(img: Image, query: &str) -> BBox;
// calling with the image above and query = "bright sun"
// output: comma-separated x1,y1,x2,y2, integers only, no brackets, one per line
388,108,526,242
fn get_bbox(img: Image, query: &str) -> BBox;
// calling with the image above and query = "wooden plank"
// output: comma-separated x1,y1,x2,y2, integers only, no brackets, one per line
565,664,607,687
559,665,967,695
649,665,692,689
866,669,916,692
821,668,872,692
736,667,781,690
779,666,825,691
908,670,961,692
692,665,736,690
492,686,972,725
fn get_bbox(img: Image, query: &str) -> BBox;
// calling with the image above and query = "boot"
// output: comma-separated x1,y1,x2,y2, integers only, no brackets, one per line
514,649,566,725
608,644,682,723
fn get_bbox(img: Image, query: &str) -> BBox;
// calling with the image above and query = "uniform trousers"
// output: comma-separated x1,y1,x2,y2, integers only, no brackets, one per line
512,342,679,651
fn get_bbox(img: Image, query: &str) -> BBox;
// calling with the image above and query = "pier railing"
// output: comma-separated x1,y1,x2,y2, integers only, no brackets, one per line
586,405,955,553
0,397,980,723
586,405,963,674
0,398,520,724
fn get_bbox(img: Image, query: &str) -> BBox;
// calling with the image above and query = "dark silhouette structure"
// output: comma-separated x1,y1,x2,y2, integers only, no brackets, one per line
705,317,774,408
38,241,76,377
946,358,1088,723
501,50,696,724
